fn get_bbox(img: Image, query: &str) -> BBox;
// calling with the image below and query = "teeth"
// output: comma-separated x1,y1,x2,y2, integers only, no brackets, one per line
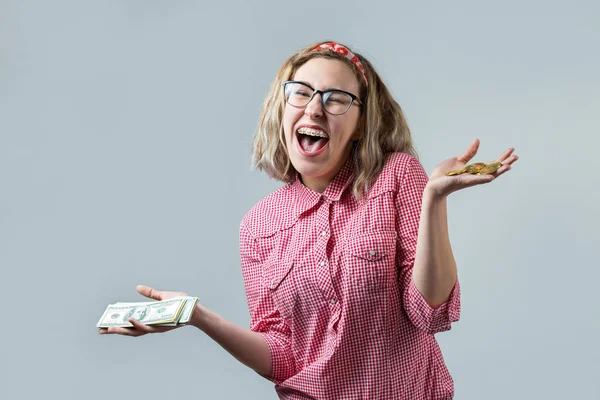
297,127,328,139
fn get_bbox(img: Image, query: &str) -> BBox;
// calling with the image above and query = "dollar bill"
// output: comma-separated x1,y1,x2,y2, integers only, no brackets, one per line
165,297,198,325
144,297,199,326
112,296,199,326
97,297,187,328
178,297,198,324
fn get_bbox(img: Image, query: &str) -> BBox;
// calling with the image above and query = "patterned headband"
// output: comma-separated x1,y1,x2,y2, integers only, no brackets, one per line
312,42,368,86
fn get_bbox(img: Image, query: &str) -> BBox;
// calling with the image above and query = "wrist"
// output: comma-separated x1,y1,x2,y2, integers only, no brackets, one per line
423,184,448,203
189,303,209,330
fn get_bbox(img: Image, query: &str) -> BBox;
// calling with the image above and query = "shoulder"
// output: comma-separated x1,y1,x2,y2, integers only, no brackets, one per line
240,184,299,239
385,152,422,175
367,152,428,198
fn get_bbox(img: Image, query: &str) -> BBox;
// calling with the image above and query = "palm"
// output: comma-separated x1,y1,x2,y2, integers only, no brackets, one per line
427,139,518,197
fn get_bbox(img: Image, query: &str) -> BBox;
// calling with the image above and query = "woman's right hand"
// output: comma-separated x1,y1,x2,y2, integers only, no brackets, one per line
99,285,194,337
100,285,273,377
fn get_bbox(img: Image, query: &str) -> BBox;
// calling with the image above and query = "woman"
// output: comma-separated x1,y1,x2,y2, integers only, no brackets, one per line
100,41,518,399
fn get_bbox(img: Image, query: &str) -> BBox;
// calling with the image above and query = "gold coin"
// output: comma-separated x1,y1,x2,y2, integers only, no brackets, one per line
445,168,467,176
479,162,502,175
465,162,486,174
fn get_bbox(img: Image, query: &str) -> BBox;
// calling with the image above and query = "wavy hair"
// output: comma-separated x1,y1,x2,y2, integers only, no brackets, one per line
252,40,417,198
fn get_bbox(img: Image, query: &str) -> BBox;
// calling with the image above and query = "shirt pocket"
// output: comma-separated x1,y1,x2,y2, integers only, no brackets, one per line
345,230,398,290
262,257,297,320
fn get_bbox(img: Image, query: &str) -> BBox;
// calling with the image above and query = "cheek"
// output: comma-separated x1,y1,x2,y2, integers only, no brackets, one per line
332,121,359,144
343,115,361,141
283,107,300,142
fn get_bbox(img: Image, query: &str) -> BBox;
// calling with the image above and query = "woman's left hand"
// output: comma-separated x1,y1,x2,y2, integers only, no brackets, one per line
426,139,519,198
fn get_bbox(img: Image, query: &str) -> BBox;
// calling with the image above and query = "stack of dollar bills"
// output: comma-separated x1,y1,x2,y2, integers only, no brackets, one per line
96,296,199,328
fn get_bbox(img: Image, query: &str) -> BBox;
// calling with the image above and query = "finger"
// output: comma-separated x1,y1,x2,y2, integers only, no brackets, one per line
493,164,512,177
101,326,145,337
501,154,518,166
489,156,517,178
128,318,174,334
496,148,515,163
136,285,162,301
456,139,480,163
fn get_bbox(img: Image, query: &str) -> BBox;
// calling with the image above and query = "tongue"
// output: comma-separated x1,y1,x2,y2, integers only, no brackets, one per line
299,135,328,153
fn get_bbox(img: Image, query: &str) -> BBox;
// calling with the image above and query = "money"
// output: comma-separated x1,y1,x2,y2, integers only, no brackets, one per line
445,161,502,176
97,297,199,328
478,162,502,175
465,162,487,174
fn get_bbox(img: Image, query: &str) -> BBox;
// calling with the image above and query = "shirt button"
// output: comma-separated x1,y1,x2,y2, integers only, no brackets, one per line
271,279,276,286
320,261,325,266
322,195,328,201
329,299,336,304
321,231,327,237
369,250,376,256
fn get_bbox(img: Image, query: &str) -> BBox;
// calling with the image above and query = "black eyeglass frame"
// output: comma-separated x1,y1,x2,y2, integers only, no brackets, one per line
281,80,363,115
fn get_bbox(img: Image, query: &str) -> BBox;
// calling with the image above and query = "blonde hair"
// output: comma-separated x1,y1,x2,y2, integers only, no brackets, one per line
252,40,417,198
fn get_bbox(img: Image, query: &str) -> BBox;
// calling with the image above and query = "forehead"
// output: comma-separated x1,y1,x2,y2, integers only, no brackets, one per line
293,58,359,94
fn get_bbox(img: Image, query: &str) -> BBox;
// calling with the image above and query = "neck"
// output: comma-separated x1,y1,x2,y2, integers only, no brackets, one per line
299,174,331,193
299,151,353,193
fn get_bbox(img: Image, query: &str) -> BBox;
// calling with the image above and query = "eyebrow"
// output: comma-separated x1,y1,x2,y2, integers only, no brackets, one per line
296,80,348,93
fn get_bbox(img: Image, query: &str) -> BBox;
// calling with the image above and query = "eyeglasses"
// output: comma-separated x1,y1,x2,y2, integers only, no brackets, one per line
282,80,362,115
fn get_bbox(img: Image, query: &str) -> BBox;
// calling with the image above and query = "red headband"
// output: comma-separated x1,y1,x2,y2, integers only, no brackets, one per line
312,42,368,86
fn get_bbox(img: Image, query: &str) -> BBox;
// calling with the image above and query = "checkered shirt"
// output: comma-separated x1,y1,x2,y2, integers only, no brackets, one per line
240,152,461,399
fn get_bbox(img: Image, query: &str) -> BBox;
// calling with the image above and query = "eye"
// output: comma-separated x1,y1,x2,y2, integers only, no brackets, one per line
326,92,350,104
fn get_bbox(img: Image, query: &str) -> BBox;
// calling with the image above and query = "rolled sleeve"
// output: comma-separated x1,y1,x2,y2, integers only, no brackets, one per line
259,330,296,383
404,274,461,334
240,221,296,383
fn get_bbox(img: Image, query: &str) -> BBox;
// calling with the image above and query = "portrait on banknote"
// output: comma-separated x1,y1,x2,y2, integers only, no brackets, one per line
124,306,149,322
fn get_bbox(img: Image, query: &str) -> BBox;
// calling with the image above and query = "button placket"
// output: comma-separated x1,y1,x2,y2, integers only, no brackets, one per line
313,201,336,303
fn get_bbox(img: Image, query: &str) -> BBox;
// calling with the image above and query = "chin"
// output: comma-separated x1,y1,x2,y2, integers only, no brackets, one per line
291,154,336,182
296,164,327,179
290,156,322,175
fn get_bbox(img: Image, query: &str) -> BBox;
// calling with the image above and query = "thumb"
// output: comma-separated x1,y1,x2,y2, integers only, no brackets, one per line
136,285,162,300
457,139,480,163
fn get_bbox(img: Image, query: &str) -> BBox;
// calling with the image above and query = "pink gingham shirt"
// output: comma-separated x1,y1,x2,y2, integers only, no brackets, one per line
240,152,461,399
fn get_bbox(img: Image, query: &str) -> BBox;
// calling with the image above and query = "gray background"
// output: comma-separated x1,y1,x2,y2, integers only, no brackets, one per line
1,1,598,399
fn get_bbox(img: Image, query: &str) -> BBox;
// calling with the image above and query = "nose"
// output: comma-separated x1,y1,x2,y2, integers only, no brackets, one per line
304,92,324,119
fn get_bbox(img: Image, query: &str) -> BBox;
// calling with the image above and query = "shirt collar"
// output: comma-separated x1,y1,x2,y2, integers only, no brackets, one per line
290,155,356,216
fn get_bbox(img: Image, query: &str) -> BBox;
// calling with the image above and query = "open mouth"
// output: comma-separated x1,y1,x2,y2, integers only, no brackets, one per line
296,127,329,154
